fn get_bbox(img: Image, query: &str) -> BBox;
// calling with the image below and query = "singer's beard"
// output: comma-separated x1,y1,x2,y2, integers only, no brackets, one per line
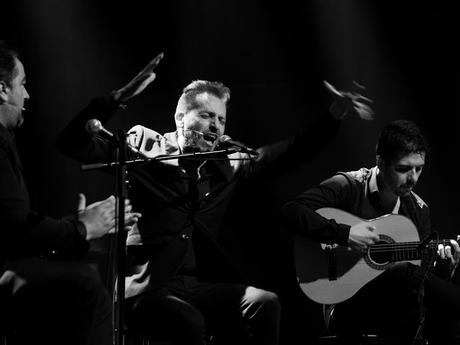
179,130,215,153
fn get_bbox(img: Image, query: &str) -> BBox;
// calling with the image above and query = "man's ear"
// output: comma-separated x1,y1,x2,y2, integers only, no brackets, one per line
0,81,9,104
174,112,184,129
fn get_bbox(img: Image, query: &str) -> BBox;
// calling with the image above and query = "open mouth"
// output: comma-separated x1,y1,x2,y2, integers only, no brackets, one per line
202,132,218,143
401,186,413,193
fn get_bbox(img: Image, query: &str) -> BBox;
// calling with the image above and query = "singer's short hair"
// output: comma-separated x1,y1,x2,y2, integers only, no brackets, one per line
376,119,430,164
176,80,231,114
0,41,19,87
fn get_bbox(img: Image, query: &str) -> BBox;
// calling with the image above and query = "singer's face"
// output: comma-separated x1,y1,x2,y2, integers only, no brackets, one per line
0,58,30,130
181,92,227,151
378,152,425,198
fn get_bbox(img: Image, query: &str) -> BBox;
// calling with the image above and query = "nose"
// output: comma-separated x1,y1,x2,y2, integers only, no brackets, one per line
209,119,218,133
24,87,30,100
407,169,417,184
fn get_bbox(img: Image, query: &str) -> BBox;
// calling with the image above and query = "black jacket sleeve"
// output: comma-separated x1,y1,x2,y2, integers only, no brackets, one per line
241,112,342,179
56,96,121,163
0,132,88,259
280,174,352,246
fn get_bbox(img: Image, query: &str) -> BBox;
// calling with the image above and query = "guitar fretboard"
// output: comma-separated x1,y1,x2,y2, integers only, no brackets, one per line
369,239,451,262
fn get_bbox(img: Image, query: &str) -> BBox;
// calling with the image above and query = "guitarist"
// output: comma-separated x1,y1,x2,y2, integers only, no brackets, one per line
282,119,460,344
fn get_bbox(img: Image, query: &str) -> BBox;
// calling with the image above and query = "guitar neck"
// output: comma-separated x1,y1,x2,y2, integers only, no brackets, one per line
370,239,451,262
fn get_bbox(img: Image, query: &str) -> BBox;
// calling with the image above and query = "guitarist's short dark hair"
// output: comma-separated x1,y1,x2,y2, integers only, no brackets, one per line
376,119,430,163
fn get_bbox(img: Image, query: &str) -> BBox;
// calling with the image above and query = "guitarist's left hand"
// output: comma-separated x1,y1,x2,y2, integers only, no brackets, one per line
437,237,460,267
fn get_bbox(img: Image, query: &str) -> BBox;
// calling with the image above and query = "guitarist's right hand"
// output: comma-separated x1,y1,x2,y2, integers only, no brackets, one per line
348,221,379,252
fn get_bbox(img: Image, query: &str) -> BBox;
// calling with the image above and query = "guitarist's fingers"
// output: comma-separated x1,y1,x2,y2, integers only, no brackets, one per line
366,225,379,243
451,240,460,252
438,244,446,260
450,240,460,262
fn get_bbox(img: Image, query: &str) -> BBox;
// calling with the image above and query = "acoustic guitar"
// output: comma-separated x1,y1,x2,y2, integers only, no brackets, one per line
295,207,448,305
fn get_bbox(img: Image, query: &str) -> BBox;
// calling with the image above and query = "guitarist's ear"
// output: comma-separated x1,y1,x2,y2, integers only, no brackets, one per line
0,81,9,104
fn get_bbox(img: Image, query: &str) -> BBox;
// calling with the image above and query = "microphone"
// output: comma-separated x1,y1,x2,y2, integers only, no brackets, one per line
85,119,146,157
86,119,117,143
218,135,259,156
5,100,26,111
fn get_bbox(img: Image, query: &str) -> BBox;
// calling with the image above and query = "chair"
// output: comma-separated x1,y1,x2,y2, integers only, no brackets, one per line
317,304,409,345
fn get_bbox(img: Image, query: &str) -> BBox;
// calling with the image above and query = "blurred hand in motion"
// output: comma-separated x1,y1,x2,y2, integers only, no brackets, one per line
348,221,379,252
77,193,142,241
112,52,164,103
324,80,374,120
0,270,27,295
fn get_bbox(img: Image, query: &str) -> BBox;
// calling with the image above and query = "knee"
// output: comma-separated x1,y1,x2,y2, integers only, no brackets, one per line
242,287,281,320
177,303,206,333
71,264,104,291
63,263,109,307
129,295,206,344
259,290,281,315
163,301,206,345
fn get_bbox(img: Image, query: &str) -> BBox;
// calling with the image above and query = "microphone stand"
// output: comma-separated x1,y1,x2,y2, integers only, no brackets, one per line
113,129,127,345
80,130,129,345
412,233,438,345
80,148,246,171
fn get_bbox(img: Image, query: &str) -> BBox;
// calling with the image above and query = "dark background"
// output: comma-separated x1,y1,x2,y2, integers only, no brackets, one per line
2,0,459,343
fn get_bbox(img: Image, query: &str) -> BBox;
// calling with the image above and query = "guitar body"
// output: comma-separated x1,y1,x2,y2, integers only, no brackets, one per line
295,207,421,305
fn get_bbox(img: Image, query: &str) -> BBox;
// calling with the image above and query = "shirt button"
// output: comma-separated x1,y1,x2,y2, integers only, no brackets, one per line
181,233,191,240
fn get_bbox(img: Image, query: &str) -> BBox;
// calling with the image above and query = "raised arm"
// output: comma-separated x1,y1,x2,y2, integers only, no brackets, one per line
238,80,374,179
57,53,164,163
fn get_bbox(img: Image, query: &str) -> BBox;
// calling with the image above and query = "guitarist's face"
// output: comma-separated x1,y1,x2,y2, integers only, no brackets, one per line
379,152,425,197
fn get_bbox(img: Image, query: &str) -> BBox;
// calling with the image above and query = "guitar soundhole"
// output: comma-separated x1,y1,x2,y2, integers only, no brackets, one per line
365,235,395,269
369,241,392,264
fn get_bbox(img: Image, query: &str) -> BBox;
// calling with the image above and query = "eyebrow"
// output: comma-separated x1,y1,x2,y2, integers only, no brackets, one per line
395,163,424,168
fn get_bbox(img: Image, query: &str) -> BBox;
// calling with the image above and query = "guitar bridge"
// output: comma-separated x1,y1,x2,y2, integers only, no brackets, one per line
325,244,338,281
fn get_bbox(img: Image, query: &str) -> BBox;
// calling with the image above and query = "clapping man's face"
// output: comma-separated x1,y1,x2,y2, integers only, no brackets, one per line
0,57,30,130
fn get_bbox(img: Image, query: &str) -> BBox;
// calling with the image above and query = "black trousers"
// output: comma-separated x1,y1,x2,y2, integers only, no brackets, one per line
332,262,460,344
5,257,112,345
125,275,281,345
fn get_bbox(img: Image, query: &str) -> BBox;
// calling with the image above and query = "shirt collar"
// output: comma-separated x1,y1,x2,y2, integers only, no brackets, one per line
368,166,401,214
368,166,379,194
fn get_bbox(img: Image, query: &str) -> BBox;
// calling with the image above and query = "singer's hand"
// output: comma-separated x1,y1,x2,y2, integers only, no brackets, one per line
0,270,27,295
112,52,164,103
324,80,374,121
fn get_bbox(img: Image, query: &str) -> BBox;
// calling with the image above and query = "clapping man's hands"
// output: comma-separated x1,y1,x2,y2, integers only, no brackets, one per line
77,193,141,241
